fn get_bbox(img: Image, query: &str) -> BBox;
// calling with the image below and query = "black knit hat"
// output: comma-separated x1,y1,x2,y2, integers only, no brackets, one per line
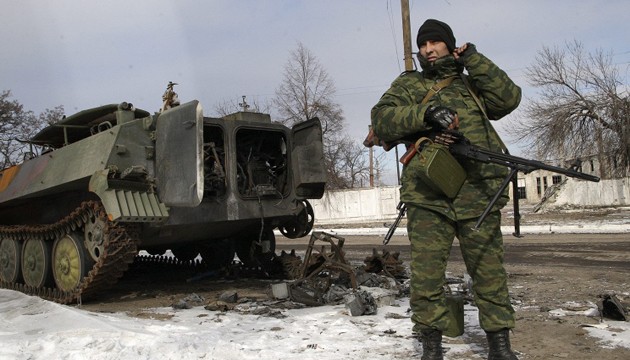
416,19,456,52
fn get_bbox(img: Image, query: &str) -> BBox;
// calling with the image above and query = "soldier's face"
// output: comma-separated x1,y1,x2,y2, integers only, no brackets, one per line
419,40,450,63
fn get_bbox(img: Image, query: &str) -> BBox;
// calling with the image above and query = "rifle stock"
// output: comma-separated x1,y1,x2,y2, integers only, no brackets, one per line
399,146,417,165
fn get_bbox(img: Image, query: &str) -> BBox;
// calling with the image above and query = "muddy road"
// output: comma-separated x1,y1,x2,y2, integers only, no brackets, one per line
276,232,630,270
76,229,630,359
285,232,630,360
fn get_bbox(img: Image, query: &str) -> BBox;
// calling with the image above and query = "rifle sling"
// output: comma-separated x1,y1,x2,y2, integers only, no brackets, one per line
459,74,510,153
421,76,457,105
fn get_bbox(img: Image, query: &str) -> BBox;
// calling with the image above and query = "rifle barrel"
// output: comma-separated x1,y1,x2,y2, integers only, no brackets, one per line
452,143,600,182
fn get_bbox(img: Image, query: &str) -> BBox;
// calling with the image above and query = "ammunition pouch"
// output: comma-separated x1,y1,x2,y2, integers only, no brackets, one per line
444,286,465,337
414,138,466,199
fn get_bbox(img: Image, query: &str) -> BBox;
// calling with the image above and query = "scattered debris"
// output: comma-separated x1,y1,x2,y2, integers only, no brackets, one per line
385,312,409,320
166,233,475,319
345,290,378,316
275,250,303,279
218,291,238,303
299,231,357,289
548,301,600,319
280,232,357,306
172,293,205,309
204,301,234,312
363,248,407,279
599,294,628,321
271,282,290,300
267,232,414,312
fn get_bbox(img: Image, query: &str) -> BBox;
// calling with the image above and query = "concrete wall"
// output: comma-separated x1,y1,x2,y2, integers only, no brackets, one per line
552,177,630,207
513,168,602,204
311,186,400,225
310,177,630,224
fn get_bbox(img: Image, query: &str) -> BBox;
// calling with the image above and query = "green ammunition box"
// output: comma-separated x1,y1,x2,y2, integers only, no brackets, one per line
416,143,466,198
444,292,465,337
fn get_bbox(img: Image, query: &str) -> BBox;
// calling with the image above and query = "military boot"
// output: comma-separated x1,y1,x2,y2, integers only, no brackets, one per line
486,329,518,360
420,328,443,360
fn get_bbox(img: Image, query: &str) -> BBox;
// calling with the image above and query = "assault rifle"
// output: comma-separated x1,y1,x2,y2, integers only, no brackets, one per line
364,128,600,239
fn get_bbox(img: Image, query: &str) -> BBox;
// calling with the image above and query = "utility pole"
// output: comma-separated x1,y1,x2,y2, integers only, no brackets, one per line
400,0,414,72
368,125,374,187
395,0,414,185
370,1,412,187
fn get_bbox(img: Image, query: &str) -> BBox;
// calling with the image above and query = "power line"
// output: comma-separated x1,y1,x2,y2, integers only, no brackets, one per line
386,0,402,73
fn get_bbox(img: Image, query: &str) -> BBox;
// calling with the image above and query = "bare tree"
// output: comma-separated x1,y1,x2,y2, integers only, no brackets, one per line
273,42,345,136
514,41,629,178
0,90,64,168
274,43,377,189
322,136,366,189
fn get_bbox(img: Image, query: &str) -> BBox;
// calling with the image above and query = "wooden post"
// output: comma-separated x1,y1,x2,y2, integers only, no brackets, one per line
370,147,375,187
401,0,414,72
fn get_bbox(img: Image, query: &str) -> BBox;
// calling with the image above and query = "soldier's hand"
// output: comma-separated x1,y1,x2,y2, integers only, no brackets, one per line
453,43,477,64
424,105,457,130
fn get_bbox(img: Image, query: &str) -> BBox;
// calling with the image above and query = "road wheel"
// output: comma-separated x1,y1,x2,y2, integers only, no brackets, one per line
84,210,107,262
0,238,22,283
279,200,314,238
52,232,94,292
21,238,53,288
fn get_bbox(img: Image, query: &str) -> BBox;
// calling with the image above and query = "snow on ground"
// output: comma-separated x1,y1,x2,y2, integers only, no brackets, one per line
2,215,628,359
1,288,629,360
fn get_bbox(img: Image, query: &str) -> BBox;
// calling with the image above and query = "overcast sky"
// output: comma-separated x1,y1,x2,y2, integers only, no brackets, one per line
2,1,628,184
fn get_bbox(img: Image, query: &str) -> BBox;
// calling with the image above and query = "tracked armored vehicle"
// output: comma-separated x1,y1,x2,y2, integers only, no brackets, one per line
0,90,326,303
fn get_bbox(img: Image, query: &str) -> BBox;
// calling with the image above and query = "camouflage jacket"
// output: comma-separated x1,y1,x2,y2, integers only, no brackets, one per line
371,51,521,220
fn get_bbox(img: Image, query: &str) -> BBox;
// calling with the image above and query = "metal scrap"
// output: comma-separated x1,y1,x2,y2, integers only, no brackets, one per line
345,289,378,316
298,231,357,289
276,249,303,280
363,248,407,280
283,231,357,305
270,232,410,313
599,294,628,321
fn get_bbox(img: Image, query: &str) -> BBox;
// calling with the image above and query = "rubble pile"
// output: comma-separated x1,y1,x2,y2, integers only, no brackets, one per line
167,232,480,318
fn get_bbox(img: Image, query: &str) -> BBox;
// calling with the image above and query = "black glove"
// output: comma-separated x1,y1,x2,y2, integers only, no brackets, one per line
424,105,456,129
455,43,477,65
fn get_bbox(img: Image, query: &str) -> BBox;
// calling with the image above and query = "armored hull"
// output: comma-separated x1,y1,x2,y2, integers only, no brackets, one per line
0,100,326,303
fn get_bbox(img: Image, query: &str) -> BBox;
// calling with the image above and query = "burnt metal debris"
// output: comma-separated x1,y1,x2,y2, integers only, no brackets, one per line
298,231,357,289
363,248,407,280
599,294,629,321
269,231,409,312
282,231,357,306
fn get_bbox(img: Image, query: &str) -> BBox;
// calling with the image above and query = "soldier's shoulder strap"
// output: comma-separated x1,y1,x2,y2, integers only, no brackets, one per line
460,73,509,153
420,76,457,105
459,74,490,121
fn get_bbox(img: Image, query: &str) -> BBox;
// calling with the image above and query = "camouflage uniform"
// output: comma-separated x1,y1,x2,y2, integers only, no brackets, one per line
371,51,521,334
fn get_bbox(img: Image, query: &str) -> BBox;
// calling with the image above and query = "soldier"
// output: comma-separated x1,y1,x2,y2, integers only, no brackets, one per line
371,19,521,360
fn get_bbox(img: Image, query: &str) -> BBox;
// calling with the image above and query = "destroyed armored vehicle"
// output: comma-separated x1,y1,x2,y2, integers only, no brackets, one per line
0,90,326,303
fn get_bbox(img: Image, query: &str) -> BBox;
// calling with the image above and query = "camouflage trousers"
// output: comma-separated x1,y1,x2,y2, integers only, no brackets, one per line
407,204,515,334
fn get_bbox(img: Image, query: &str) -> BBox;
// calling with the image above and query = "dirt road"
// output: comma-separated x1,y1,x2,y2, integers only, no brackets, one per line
76,228,630,359
280,231,629,359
